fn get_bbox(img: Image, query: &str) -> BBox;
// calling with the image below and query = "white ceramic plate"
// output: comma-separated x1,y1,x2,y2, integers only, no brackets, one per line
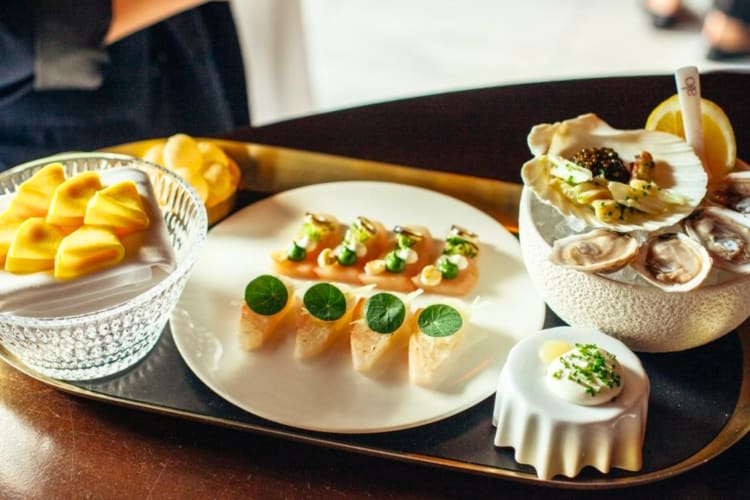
171,181,546,433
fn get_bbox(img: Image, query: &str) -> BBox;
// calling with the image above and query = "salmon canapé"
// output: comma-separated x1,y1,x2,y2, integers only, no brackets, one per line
270,212,341,279
359,225,433,292
412,225,480,296
315,216,389,284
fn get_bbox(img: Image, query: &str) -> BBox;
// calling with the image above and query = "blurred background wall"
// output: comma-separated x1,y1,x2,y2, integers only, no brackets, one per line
232,0,747,125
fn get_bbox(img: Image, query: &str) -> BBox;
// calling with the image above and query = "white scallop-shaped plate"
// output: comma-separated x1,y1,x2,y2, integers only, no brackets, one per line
521,113,707,232
170,181,546,434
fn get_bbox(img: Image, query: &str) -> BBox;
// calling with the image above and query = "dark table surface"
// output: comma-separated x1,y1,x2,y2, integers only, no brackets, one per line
1,72,749,499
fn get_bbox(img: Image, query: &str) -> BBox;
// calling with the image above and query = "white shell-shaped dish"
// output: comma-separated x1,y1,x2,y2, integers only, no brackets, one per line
521,113,708,232
492,326,649,480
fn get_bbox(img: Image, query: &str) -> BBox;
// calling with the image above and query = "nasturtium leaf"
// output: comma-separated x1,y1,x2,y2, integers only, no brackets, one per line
364,293,405,334
244,275,288,316
417,304,463,337
303,282,347,321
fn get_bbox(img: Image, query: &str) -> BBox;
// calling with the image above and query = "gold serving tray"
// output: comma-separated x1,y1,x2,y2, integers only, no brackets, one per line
1,139,748,489
104,138,523,231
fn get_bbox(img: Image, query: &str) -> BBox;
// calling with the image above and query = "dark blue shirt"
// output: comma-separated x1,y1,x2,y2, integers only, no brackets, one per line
0,1,249,170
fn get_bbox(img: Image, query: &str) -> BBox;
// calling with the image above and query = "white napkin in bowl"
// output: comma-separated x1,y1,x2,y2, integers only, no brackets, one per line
0,168,176,318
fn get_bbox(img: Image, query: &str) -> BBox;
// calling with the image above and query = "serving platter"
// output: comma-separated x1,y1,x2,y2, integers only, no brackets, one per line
0,140,748,488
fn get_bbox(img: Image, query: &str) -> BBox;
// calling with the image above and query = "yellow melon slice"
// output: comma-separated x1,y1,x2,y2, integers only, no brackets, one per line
54,226,125,279
7,162,66,218
5,217,65,273
84,180,150,236
46,171,103,227
0,212,24,266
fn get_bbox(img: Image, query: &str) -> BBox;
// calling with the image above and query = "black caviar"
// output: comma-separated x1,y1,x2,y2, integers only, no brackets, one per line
568,147,630,183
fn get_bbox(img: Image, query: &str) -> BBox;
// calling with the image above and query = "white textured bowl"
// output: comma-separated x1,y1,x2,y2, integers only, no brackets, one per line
519,187,750,352
0,153,207,380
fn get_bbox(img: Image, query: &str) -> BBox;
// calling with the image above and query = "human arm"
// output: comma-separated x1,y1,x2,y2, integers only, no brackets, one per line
106,0,208,44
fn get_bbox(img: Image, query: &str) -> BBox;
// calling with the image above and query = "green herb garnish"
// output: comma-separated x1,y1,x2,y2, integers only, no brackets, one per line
443,236,477,258
384,252,406,273
396,233,415,249
558,343,621,397
287,241,306,261
303,282,347,321
364,293,406,334
336,246,357,266
300,221,324,241
348,220,373,243
437,257,459,279
417,304,463,338
244,275,289,316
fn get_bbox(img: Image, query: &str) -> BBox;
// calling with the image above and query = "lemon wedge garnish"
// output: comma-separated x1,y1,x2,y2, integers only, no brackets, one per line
645,94,736,180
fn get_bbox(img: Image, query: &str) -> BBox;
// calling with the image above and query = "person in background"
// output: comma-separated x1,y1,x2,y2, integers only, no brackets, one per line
643,0,750,60
0,0,249,170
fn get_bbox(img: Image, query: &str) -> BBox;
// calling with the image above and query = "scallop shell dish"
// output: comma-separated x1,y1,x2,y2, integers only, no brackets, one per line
522,112,750,293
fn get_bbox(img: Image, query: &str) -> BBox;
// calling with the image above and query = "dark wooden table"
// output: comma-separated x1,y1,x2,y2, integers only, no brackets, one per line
1,72,749,499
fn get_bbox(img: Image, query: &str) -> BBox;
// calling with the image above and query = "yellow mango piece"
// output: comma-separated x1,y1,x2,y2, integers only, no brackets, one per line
162,133,202,172
203,162,234,206
143,143,165,165
84,181,150,236
198,141,229,167
174,167,209,202
54,226,125,280
46,171,103,227
5,217,64,273
0,211,24,266
7,162,66,218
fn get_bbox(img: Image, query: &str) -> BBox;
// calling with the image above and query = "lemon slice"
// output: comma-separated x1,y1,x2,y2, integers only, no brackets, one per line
645,94,736,180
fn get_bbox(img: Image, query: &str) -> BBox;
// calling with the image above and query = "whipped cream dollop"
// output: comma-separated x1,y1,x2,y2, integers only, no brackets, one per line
544,342,623,406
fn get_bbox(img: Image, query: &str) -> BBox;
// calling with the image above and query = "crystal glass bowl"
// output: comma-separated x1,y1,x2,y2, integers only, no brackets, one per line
0,153,207,380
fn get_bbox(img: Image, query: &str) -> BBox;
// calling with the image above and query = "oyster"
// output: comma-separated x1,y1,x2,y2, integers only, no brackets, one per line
549,228,639,273
632,232,712,292
711,170,750,214
684,205,750,273
521,114,708,232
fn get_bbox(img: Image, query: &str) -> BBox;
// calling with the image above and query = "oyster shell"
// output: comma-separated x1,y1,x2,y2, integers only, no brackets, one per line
521,114,708,232
632,232,712,292
710,170,750,214
684,205,750,273
549,228,639,273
